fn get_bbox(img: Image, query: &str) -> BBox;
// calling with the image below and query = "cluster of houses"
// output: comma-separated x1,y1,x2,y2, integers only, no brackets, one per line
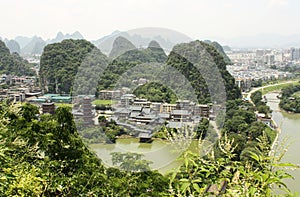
112,94,211,129
71,91,212,129
0,74,40,102
0,72,275,134
0,74,72,116
69,90,213,142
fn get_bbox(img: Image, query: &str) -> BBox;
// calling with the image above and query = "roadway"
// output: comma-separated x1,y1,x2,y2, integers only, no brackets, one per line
245,80,298,103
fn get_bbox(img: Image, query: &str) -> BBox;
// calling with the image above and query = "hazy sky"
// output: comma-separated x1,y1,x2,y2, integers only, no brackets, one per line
0,0,299,40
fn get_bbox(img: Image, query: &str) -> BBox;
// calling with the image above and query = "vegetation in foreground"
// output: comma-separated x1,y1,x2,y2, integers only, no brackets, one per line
279,82,300,113
0,102,296,196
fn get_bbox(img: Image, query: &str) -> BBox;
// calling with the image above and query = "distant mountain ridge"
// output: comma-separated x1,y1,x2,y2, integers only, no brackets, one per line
93,28,192,55
4,39,21,54
1,29,238,56
109,36,136,59
2,31,85,55
203,40,232,65
21,36,46,55
47,31,84,44
111,37,167,63
2,29,192,55
4,30,300,54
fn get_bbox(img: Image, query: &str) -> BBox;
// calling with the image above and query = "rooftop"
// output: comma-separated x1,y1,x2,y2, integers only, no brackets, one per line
171,110,190,116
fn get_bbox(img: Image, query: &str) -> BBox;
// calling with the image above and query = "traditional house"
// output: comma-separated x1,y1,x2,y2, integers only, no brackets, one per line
138,132,152,143
151,102,162,112
134,114,156,125
161,103,177,113
114,108,131,119
81,97,94,126
132,98,151,108
176,100,192,111
99,90,122,100
171,110,191,122
121,94,136,106
42,102,55,115
194,104,210,118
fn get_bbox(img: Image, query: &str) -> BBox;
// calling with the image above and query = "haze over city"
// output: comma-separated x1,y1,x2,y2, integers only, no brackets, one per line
1,0,300,48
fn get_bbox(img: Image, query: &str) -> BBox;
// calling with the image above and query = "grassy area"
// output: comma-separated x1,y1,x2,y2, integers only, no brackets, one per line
92,100,117,105
55,103,73,108
261,81,300,95
263,79,294,86
292,91,300,97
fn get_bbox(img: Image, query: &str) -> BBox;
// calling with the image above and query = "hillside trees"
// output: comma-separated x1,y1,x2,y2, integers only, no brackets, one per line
167,41,240,103
0,102,170,196
0,40,34,76
40,39,108,94
279,83,300,113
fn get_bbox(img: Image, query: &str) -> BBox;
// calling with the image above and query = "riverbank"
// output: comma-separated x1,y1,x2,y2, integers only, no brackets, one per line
246,79,299,101
265,93,300,193
246,81,298,153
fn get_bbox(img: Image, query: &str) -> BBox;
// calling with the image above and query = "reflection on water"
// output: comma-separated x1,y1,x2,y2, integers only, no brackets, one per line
89,138,201,174
266,93,300,193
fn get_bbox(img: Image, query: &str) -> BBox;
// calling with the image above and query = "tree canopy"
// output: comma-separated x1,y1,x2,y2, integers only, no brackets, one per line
40,39,108,94
279,83,300,113
0,102,294,196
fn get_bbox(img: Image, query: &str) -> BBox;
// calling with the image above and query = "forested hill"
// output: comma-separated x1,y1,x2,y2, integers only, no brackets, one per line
112,39,167,63
0,40,34,76
101,38,240,102
109,36,136,59
98,38,168,90
203,40,232,65
40,39,109,94
166,40,240,102
5,39,21,54
39,38,239,102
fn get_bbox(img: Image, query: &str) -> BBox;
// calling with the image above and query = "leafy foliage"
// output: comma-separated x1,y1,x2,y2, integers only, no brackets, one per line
98,38,167,91
40,39,108,94
169,136,295,196
0,101,295,196
214,99,276,161
279,83,300,113
133,82,177,103
111,152,153,172
167,40,241,103
203,40,232,65
251,90,272,116
0,102,169,196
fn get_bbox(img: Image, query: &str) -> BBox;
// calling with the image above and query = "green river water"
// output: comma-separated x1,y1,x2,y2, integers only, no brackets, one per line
90,138,203,174
266,93,300,193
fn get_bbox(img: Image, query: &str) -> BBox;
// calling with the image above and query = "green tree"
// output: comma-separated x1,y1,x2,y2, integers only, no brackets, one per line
111,152,153,172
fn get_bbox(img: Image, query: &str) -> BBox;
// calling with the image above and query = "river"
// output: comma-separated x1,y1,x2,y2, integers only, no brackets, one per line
90,138,204,174
90,92,300,192
266,93,300,193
